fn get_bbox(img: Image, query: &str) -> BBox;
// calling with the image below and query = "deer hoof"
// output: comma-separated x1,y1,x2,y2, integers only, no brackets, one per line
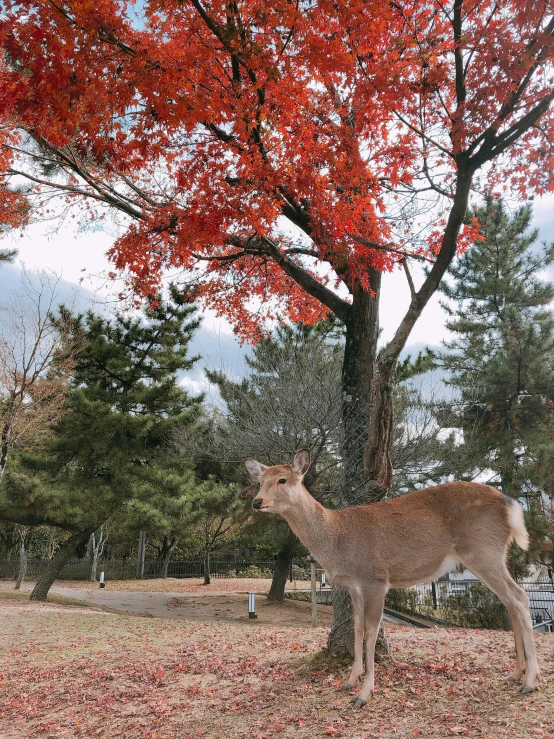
352,698,367,708
519,684,535,694
341,683,352,691
506,676,520,684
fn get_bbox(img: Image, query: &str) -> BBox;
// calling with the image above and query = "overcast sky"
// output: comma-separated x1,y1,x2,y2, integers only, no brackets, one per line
1,192,553,398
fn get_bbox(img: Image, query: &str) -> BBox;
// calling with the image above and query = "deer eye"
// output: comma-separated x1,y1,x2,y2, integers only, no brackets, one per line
278,478,287,484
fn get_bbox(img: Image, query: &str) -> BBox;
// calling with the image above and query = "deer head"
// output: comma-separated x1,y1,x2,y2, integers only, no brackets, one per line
245,449,311,514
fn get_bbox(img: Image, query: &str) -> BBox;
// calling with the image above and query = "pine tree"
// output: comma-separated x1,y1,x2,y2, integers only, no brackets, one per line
201,319,344,601
0,288,204,598
438,197,554,569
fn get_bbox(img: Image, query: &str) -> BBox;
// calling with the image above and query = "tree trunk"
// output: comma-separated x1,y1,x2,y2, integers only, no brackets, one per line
340,274,382,504
87,525,107,582
136,530,146,579
30,527,96,601
329,273,386,656
267,533,296,603
88,532,98,582
0,400,16,480
46,529,56,559
204,549,211,585
160,535,177,578
14,526,27,590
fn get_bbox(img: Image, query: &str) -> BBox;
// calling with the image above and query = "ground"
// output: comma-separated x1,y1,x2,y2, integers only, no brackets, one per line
35,578,313,594
0,581,553,739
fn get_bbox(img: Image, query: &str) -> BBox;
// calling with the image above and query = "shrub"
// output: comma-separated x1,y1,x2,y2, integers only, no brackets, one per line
440,582,510,630
385,588,419,614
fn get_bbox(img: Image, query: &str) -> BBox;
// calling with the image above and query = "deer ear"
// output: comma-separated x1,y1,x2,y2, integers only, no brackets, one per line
245,459,268,482
291,449,311,477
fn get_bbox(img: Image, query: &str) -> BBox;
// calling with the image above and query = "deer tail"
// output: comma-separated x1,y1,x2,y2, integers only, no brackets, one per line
506,498,529,551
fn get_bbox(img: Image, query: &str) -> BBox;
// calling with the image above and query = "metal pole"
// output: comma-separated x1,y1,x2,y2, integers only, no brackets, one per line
311,559,317,627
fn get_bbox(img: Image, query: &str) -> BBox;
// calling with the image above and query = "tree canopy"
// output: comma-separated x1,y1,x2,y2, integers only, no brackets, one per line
1,0,553,337
0,290,203,531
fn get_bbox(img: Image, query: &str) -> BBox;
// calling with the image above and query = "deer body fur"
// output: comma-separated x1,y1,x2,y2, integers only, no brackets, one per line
246,451,539,707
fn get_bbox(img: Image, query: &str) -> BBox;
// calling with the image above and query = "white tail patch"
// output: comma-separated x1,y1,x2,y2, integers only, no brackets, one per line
507,500,529,551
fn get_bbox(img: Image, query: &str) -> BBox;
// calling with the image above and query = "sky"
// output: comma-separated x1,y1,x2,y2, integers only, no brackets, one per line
1,191,553,399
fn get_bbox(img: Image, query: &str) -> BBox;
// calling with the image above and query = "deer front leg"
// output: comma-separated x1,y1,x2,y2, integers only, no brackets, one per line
342,588,365,690
353,582,386,708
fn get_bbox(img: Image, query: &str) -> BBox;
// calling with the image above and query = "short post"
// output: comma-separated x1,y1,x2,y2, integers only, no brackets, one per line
99,571,106,589
248,592,257,619
310,558,317,627
431,581,438,609
321,573,326,588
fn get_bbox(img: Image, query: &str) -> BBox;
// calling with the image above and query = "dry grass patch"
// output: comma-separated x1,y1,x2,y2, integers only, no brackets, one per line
0,594,553,739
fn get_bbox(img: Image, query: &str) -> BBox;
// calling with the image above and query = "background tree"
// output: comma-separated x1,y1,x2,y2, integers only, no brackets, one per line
0,268,78,479
437,197,554,572
0,269,78,588
202,319,344,601
186,481,243,585
0,290,204,600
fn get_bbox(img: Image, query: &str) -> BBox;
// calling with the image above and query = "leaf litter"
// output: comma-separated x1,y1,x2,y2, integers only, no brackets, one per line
0,594,553,738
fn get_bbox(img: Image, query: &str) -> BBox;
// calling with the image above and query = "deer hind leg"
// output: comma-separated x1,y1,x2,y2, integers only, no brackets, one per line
460,556,539,692
342,587,365,690
353,582,387,708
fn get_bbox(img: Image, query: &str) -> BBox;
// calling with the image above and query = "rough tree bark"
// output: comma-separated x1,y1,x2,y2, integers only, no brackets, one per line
30,527,96,601
14,526,28,590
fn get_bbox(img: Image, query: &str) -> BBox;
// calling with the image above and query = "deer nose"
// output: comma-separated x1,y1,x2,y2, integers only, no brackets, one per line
252,498,263,510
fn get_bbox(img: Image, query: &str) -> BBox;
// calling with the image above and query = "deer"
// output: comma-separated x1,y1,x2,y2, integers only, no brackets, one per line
245,450,540,707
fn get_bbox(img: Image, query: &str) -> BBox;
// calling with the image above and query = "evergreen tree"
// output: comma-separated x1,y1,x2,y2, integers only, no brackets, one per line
199,319,344,601
438,197,554,569
0,288,204,599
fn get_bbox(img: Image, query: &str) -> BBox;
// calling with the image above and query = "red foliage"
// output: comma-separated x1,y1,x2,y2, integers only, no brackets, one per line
0,1,553,337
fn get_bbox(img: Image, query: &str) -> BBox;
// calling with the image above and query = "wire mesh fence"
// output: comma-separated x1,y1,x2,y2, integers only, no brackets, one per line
0,558,298,582
383,577,554,632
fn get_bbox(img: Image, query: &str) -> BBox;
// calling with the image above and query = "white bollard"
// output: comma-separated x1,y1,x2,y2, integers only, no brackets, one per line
99,571,106,589
248,592,257,619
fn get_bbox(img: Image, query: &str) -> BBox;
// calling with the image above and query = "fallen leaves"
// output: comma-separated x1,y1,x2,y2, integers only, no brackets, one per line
0,594,553,739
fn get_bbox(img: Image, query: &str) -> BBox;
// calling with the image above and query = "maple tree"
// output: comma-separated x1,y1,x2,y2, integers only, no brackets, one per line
1,0,554,499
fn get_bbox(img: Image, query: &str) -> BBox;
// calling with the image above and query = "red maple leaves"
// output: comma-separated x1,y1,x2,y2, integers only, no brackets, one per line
0,1,553,338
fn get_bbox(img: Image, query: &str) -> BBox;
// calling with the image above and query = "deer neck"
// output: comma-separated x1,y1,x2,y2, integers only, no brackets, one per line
281,487,336,566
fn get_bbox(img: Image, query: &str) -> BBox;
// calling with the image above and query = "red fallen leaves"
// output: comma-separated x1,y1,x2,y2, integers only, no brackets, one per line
2,597,554,739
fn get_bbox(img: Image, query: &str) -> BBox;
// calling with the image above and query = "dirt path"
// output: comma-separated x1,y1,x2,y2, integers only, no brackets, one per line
13,582,335,627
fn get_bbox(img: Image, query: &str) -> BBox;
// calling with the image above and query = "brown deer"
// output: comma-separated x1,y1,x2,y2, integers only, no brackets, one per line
245,450,539,707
